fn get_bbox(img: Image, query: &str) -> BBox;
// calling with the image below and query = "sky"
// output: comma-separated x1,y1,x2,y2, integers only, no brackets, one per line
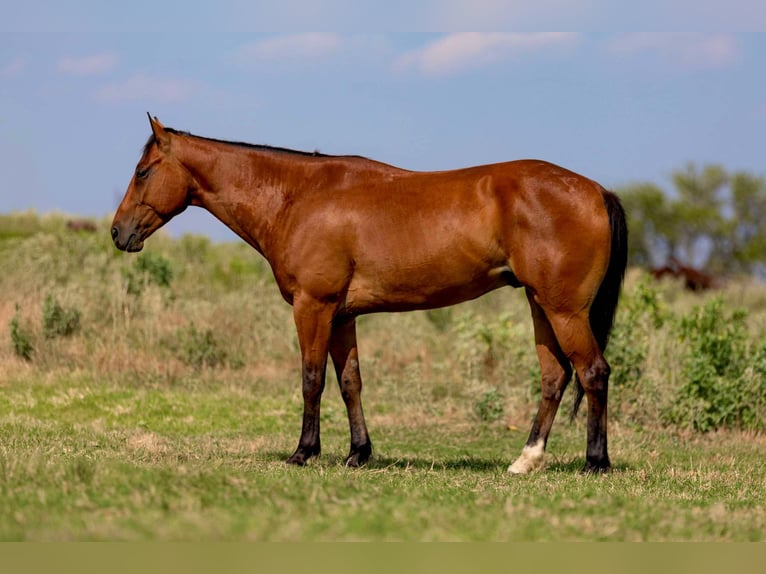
2,3,766,241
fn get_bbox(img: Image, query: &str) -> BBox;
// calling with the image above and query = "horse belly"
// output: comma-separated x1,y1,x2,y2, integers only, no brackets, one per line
344,255,510,314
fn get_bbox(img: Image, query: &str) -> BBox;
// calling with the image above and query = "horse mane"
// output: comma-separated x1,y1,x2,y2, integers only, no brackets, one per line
142,127,368,161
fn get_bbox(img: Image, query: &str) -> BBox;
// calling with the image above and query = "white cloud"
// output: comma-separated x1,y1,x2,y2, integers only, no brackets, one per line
94,73,195,104
236,33,343,62
58,52,118,76
608,33,740,69
1,56,27,78
395,33,581,76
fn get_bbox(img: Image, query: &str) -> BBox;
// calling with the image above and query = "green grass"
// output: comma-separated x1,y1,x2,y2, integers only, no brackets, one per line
0,372,764,541
1,211,765,540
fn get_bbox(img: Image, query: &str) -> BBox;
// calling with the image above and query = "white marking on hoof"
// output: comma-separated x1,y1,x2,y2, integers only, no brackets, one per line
507,439,546,475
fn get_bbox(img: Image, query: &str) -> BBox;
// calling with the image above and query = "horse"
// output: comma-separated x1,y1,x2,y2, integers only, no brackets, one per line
66,219,97,232
112,114,628,474
651,257,716,292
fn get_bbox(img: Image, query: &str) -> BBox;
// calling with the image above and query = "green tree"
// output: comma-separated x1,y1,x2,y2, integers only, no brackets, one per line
619,183,672,267
670,163,727,269
727,172,766,274
618,164,766,276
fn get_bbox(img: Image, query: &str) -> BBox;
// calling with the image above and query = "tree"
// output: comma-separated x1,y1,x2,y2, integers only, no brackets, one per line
617,164,766,277
728,172,766,274
670,164,727,270
619,183,671,267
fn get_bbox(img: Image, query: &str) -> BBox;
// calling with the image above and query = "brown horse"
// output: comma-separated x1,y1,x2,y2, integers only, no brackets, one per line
112,115,627,473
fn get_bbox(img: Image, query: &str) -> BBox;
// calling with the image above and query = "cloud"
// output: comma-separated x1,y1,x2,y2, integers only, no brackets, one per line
395,33,581,76
1,56,27,78
94,73,195,104
608,33,740,69
58,52,118,76
236,33,343,63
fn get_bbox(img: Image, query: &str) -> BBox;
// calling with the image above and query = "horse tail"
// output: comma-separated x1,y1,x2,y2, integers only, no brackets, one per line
571,189,628,420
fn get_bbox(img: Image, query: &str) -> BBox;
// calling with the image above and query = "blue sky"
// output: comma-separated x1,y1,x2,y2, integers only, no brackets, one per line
2,6,766,240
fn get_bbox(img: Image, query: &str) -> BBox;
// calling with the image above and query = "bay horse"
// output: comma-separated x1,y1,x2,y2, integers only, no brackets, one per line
112,115,627,474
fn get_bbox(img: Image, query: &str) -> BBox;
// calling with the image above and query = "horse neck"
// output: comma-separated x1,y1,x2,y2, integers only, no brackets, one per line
176,137,314,256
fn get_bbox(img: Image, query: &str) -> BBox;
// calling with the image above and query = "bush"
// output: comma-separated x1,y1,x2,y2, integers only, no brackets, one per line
9,305,33,361
174,323,227,370
42,293,81,339
607,277,665,388
424,308,453,333
666,298,763,432
124,251,173,295
474,387,505,422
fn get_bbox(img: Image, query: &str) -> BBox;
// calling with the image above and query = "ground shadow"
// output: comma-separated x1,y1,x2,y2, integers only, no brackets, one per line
546,459,634,474
263,450,633,474
262,451,508,473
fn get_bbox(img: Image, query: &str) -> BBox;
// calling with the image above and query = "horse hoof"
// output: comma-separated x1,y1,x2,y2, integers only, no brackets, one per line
345,443,373,468
581,459,611,474
286,445,320,466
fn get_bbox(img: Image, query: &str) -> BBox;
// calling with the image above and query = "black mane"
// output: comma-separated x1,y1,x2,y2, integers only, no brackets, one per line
143,127,367,160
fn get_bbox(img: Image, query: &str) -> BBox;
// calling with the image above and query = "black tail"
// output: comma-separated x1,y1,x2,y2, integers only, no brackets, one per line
571,189,629,420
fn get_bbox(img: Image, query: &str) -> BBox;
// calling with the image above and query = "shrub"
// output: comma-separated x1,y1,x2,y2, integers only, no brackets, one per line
9,305,34,361
666,298,761,432
424,308,453,333
42,294,81,339
474,387,505,422
607,277,665,388
175,323,227,370
124,251,173,295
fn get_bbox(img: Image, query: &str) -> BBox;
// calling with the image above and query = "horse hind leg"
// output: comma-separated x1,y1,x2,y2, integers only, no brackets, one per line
509,291,573,474
545,308,611,473
329,317,373,467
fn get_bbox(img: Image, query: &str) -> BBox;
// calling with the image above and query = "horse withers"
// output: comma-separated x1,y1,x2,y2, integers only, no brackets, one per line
112,115,628,473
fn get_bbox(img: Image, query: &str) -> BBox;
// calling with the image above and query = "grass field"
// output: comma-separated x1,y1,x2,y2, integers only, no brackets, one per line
1,211,765,541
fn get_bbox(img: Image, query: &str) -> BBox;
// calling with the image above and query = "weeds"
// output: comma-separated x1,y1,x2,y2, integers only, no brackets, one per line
42,293,80,339
123,251,173,296
9,305,33,361
173,323,228,370
607,276,666,388
667,298,765,432
473,387,505,422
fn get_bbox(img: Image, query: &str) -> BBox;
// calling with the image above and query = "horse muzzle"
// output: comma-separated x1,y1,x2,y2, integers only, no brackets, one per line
111,226,144,252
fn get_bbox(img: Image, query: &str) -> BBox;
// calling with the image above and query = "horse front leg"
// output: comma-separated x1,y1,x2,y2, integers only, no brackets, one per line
286,296,335,466
329,317,372,467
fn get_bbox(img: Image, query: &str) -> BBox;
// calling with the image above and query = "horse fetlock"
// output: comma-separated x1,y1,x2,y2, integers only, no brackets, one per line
507,439,546,475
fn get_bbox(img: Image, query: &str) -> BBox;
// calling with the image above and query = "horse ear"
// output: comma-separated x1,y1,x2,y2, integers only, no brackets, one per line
147,113,170,150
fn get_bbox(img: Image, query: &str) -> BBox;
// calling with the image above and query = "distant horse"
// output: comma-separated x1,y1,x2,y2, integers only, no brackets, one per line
112,115,627,474
651,257,716,292
66,219,97,232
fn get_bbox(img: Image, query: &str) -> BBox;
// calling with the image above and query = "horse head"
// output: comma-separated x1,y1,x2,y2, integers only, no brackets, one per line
111,114,193,252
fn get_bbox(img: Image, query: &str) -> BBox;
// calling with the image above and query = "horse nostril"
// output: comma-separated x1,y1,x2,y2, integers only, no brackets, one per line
111,227,119,241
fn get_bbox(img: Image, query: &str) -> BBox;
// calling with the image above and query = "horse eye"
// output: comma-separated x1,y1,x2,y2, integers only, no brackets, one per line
136,167,150,180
